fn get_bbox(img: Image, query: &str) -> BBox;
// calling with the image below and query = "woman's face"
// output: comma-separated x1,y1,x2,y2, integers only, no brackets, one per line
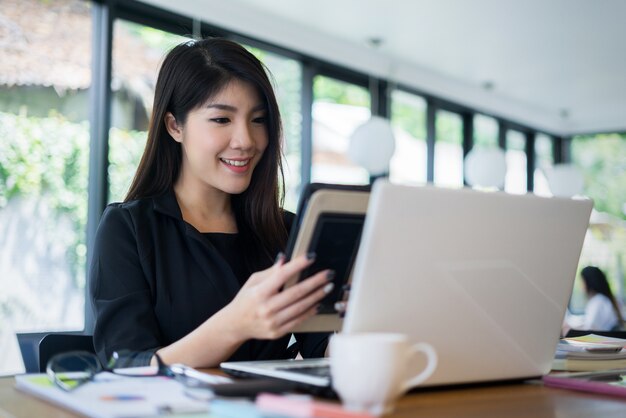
167,79,269,196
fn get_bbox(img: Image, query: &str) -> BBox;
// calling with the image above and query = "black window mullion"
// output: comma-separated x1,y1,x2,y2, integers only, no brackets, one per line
552,136,565,164
300,63,315,189
462,112,473,186
525,132,536,192
373,79,389,118
462,112,473,157
562,136,573,163
85,0,114,333
498,120,507,150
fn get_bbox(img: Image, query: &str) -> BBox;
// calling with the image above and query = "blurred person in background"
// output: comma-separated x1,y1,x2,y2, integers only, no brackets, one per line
564,266,624,333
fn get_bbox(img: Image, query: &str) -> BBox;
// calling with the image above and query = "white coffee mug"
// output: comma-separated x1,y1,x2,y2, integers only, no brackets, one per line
329,332,437,416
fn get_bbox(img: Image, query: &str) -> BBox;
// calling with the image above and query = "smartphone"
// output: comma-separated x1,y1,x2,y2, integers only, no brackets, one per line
299,212,365,313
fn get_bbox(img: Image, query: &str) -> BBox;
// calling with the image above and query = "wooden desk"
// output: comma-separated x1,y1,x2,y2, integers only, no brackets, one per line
1,375,624,418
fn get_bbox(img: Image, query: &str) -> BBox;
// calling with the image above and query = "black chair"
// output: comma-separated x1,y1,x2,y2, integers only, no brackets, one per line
38,333,95,373
565,329,626,339
16,332,47,373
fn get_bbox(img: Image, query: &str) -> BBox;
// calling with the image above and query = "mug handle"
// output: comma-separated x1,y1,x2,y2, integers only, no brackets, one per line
402,342,438,391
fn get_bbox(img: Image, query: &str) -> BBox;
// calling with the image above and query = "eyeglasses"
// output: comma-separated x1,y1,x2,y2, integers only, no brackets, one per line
46,350,174,392
46,351,229,393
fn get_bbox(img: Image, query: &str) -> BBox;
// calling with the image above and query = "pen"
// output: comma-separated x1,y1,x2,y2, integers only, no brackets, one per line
256,393,376,418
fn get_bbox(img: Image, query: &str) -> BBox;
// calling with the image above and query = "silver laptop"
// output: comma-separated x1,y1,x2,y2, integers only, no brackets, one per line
221,180,593,390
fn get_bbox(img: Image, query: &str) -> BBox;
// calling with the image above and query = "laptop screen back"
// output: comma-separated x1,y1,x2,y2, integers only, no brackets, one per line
343,180,593,386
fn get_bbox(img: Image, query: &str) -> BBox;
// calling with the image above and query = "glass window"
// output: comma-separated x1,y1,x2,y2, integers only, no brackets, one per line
389,90,427,184
504,130,527,194
533,133,554,196
311,76,371,185
473,114,498,148
0,0,91,374
108,20,188,204
569,133,626,312
434,110,463,188
246,48,302,211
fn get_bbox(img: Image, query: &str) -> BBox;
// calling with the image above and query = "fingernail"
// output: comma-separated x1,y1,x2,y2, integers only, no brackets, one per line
274,252,285,264
306,252,316,261
341,283,351,291
326,270,336,282
334,301,346,311
323,282,334,294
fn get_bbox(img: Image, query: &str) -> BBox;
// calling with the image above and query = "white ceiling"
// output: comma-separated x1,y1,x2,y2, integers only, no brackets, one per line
141,0,626,136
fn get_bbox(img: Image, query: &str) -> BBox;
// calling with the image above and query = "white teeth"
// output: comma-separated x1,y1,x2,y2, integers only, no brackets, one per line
221,158,249,167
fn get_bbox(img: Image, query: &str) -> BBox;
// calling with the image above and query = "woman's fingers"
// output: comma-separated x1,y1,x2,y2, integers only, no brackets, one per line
258,253,316,294
334,283,350,317
248,277,329,340
274,304,320,336
266,269,333,313
234,253,346,340
243,252,286,288
272,277,334,327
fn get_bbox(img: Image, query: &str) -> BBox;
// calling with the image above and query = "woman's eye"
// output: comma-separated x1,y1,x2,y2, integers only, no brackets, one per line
210,118,230,124
253,116,267,124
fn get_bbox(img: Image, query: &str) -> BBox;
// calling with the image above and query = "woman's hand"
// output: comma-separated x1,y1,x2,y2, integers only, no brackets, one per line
334,283,351,317
224,253,334,342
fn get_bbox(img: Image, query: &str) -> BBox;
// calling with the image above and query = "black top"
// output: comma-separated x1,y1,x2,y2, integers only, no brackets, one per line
203,233,249,287
89,189,328,366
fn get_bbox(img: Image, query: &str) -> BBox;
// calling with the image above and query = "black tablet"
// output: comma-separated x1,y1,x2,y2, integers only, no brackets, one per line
284,183,370,332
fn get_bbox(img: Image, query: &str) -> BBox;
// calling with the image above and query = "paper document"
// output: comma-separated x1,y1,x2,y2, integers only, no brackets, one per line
562,334,626,347
15,371,214,418
552,334,626,371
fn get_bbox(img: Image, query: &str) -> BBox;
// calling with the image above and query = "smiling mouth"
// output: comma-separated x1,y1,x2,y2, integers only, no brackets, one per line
220,158,251,167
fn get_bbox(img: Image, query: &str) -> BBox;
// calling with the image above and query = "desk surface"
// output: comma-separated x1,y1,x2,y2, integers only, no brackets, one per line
1,374,625,418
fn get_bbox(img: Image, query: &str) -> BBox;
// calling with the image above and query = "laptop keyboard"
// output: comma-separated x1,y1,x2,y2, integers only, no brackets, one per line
276,365,331,378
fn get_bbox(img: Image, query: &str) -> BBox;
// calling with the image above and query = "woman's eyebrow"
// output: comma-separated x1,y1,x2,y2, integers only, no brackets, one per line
205,103,266,112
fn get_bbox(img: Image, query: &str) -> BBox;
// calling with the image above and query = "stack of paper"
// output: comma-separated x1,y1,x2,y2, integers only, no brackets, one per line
15,372,211,418
552,334,626,371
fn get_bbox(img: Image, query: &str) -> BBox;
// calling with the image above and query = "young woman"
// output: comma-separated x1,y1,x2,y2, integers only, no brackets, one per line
89,38,333,368
565,266,624,332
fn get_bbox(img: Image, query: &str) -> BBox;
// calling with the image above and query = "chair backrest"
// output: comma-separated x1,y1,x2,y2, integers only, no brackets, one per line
16,332,47,373
38,334,95,373
565,329,626,339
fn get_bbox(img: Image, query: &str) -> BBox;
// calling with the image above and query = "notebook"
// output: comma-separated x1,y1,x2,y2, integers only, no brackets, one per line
221,180,593,392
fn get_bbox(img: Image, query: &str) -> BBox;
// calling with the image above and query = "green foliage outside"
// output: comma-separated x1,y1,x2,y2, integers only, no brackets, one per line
121,24,186,51
0,111,149,288
314,76,370,108
0,111,89,282
108,128,148,203
393,103,466,146
572,133,626,220
473,115,499,148
391,99,426,140
571,133,626,311
436,110,462,145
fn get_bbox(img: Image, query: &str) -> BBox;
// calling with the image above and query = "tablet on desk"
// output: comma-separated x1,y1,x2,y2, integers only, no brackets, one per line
284,183,370,332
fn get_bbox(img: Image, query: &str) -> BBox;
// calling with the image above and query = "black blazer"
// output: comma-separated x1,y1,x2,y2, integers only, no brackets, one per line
89,189,327,366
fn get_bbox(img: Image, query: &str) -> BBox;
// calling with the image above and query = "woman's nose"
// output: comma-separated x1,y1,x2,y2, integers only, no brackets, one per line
230,122,255,150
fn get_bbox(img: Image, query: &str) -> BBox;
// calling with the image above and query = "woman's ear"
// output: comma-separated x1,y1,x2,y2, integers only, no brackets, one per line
164,112,183,143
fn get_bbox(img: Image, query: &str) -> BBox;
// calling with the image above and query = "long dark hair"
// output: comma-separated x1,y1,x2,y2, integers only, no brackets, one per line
126,38,287,262
581,266,624,325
